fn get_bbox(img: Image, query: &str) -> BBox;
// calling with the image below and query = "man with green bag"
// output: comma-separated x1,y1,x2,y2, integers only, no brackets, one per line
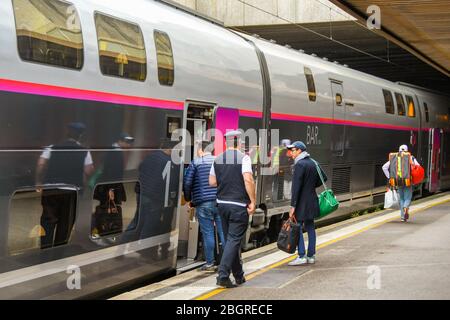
286,141,328,266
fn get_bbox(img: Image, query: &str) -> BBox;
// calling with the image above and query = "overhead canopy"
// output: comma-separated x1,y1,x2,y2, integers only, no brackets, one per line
235,20,450,94
328,0,450,77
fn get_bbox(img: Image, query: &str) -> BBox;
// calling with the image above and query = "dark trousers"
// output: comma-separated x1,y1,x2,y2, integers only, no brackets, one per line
217,203,249,281
40,191,76,249
298,219,316,258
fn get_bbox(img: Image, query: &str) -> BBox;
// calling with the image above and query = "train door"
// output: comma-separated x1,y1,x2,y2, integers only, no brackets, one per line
330,80,346,158
177,101,216,270
428,128,442,192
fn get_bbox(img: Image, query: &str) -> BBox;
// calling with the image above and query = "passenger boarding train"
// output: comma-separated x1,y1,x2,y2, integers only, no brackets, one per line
0,0,449,299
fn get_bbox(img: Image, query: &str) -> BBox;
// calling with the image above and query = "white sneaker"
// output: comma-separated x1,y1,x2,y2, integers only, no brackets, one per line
288,256,308,266
307,256,315,264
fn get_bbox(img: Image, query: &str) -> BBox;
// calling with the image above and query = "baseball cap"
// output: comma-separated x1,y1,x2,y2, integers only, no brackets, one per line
287,141,307,151
399,145,408,152
119,133,135,144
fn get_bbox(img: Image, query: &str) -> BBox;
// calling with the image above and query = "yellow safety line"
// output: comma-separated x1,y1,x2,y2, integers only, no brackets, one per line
195,198,450,300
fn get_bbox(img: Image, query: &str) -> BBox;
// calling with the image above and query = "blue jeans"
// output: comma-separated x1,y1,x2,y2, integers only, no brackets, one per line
196,201,225,265
398,186,413,218
298,219,316,258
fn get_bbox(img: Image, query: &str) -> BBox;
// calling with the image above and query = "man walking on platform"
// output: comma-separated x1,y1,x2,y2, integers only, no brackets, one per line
209,130,256,288
382,144,420,222
287,141,327,266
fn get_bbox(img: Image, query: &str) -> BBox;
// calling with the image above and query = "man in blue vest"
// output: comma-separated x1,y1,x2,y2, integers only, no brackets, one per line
183,141,225,272
209,130,256,288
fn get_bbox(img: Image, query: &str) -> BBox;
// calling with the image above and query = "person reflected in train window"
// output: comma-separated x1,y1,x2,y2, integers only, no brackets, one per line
130,140,180,240
35,122,94,249
287,141,327,266
92,133,135,239
183,141,225,272
272,139,293,201
279,139,294,200
382,145,420,222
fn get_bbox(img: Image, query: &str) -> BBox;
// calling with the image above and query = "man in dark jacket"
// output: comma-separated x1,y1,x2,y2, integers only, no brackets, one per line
286,141,327,265
183,141,225,271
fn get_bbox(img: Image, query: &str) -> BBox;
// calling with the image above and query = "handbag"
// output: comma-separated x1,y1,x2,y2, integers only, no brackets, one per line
277,216,300,254
311,159,339,219
384,188,399,209
411,163,425,185
93,189,123,237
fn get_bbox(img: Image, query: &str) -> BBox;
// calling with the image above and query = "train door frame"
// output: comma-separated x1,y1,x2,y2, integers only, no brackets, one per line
428,128,443,192
330,79,346,158
176,100,216,269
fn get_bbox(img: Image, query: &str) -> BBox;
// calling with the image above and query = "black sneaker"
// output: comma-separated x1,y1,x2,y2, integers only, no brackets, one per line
216,277,237,288
235,276,246,285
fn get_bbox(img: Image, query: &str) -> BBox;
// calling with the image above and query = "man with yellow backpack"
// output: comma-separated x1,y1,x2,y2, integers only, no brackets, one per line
382,145,421,222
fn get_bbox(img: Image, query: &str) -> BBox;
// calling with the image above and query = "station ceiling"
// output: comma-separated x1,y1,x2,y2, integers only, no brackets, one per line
329,0,450,78
235,20,450,94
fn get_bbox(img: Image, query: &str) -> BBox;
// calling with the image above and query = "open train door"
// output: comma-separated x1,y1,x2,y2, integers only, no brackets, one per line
177,101,216,271
428,128,442,192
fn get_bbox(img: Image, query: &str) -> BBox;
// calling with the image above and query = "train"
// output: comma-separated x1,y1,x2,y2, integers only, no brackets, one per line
0,0,448,299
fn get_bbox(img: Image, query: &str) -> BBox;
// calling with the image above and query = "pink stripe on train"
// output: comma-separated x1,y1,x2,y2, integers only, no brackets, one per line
0,78,426,132
0,78,184,110
239,109,420,132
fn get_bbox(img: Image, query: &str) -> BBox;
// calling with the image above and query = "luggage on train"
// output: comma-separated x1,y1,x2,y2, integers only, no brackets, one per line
384,188,399,209
277,216,300,254
389,152,413,187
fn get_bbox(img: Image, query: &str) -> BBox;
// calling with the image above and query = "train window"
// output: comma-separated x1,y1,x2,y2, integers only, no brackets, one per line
91,182,140,239
167,116,181,138
406,95,416,118
335,93,343,106
304,67,317,102
12,0,84,70
8,188,77,255
395,93,406,116
154,30,175,86
382,89,395,114
424,103,430,122
95,13,147,81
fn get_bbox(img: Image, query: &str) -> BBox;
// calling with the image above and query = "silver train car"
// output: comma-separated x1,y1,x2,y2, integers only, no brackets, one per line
0,0,448,299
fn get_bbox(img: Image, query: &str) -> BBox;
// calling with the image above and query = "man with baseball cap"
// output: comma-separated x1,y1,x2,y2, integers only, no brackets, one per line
286,141,327,266
209,130,256,288
382,144,420,222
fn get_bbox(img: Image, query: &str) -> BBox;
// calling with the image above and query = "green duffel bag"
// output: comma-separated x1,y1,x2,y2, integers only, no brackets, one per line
312,159,339,219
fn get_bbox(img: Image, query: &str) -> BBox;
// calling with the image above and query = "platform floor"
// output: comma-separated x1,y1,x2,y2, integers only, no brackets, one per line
112,193,450,300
